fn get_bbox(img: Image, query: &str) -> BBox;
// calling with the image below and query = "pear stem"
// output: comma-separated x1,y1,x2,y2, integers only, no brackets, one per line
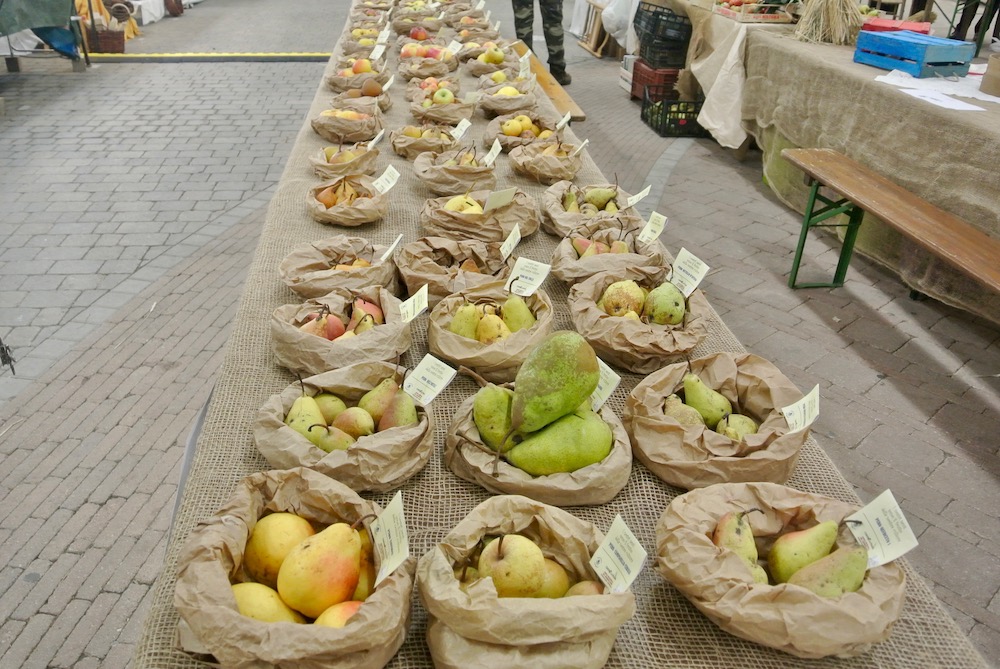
297,374,306,397
351,513,378,530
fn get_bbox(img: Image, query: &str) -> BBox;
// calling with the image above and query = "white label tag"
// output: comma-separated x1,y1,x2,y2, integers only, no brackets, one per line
379,233,403,262
504,256,550,296
437,11,446,19
372,164,400,194
625,184,651,209
519,52,531,79
493,20,500,32
371,491,410,586
369,128,386,147
483,186,517,214
637,211,667,245
476,0,485,10
667,247,709,297
370,44,386,61
781,384,820,433
590,357,621,411
499,223,521,260
398,284,429,323
403,353,457,406
450,118,472,140
846,490,919,569
383,75,395,91
447,40,462,55
463,91,482,105
483,138,502,167
555,111,572,130
377,28,391,43
484,9,491,21
570,139,589,157
591,515,646,594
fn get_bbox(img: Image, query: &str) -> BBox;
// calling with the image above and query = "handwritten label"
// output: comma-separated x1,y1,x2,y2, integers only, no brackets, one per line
667,247,709,297
590,357,621,411
482,138,502,168
450,118,472,140
625,184,651,209
591,515,646,593
637,211,667,245
447,40,462,55
846,490,919,569
403,353,457,406
371,492,410,586
499,223,521,260
379,233,403,262
369,128,385,147
463,91,482,105
555,111,572,130
519,51,531,79
372,164,400,194
483,186,517,213
781,384,820,433
570,139,590,157
383,75,395,91
504,256,550,296
370,44,386,61
398,284,429,323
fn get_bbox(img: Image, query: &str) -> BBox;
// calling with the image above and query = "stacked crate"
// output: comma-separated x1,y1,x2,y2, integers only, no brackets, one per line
629,2,692,100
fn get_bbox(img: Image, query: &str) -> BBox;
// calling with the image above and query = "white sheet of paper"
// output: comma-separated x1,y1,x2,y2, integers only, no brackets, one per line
483,138,502,167
370,44,386,61
383,75,395,91
570,138,589,157
591,515,646,593
555,111,572,130
846,490,919,569
519,52,531,79
369,128,385,147
371,492,410,586
668,247,709,297
625,184,651,209
483,186,516,213
372,164,400,194
898,88,986,111
638,211,667,244
450,118,472,140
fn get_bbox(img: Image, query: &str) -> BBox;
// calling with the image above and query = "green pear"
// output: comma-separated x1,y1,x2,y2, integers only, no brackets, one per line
604,199,619,213
563,190,580,213
599,280,645,317
787,544,868,598
641,281,686,325
501,295,536,333
511,331,600,434
476,313,512,344
682,373,732,430
377,389,419,431
768,520,839,583
353,313,375,334
473,384,517,452
358,377,399,425
285,394,326,442
751,564,770,584
307,424,356,452
663,393,705,427
583,186,617,210
609,240,629,254
314,392,348,424
504,409,613,476
716,413,758,440
712,510,760,570
331,406,375,439
477,534,545,598
449,303,482,340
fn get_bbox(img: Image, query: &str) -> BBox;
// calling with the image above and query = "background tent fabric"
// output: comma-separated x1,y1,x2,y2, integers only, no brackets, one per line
0,0,71,37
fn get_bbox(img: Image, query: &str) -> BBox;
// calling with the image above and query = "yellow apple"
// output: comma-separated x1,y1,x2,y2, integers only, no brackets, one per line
490,70,507,84
501,119,523,137
495,86,521,97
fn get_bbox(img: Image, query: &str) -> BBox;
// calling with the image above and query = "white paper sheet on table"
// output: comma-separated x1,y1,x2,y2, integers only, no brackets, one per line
875,69,1000,105
898,88,986,110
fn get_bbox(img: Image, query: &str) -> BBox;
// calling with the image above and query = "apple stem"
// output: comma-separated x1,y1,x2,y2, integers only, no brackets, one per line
496,535,505,559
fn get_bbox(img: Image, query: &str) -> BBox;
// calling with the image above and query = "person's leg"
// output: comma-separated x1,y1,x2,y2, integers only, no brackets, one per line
950,0,983,40
512,0,535,49
539,0,570,84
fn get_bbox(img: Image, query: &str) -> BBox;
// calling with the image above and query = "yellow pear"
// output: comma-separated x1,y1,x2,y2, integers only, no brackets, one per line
277,522,362,618
244,512,316,589
232,582,306,623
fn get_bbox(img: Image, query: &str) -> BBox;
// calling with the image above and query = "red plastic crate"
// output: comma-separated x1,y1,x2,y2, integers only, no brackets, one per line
630,58,680,100
862,18,931,34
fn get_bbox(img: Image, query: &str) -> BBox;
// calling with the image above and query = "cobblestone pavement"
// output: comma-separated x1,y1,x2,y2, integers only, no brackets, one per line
0,0,997,666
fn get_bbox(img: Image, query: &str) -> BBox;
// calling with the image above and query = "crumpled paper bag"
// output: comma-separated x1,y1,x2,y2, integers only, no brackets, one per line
309,144,380,180
655,482,907,658
413,148,497,195
325,67,390,93
311,106,384,144
307,176,387,227
477,73,535,94
420,188,540,243
278,236,400,299
478,90,538,117
331,90,392,113
409,97,477,125
416,494,636,668
482,109,560,152
398,56,455,81
390,125,459,160
624,352,809,489
510,142,583,184
395,236,513,307
550,218,670,285
568,267,709,374
541,180,646,237
270,286,411,376
463,52,516,76
444,391,633,506
426,281,555,383
391,14,444,35
405,76,460,102
174,467,414,669
253,362,433,492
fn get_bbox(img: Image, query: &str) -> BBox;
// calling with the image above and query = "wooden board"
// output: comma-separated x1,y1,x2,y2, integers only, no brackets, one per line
511,40,586,122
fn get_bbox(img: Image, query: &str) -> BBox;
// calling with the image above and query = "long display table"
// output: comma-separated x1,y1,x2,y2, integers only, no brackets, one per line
134,8,989,668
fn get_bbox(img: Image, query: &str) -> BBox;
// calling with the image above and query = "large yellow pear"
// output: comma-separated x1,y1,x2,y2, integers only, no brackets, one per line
277,522,362,618
231,582,306,623
244,512,316,589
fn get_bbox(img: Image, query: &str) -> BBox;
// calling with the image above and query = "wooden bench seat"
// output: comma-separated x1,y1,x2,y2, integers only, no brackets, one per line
511,41,586,122
781,148,1000,295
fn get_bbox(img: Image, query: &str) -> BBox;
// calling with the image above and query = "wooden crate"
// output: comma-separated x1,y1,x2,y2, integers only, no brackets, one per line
854,30,975,78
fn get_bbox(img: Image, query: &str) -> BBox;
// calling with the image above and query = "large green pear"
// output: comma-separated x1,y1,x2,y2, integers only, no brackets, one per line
511,331,600,434
787,544,868,598
641,281,685,325
712,510,759,567
504,409,613,476
473,384,517,452
501,294,536,333
449,303,481,340
682,373,732,430
767,520,839,583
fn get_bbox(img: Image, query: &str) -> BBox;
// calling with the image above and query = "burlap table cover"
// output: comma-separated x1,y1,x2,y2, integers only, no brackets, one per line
134,3,990,668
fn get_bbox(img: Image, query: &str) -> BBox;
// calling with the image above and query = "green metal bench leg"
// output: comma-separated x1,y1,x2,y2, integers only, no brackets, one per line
788,182,821,288
832,202,864,286
788,181,865,289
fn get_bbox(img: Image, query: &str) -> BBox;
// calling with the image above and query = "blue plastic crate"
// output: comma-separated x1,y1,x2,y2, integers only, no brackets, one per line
854,30,975,78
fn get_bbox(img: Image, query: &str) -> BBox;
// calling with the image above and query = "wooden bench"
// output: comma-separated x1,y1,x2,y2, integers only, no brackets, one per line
511,40,586,122
782,148,1000,296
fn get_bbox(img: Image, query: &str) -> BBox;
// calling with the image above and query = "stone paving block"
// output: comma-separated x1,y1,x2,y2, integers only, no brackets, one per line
930,402,1000,455
926,453,1000,514
49,592,117,668
857,423,946,480
867,464,952,514
914,526,1000,608
24,599,89,668
11,552,78,621
0,558,48,621
0,612,52,668
863,378,951,424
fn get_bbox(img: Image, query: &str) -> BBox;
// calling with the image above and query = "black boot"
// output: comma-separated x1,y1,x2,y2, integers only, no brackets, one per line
551,68,571,86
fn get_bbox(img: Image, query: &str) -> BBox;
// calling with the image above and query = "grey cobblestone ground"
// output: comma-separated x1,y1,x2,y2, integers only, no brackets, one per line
0,0,997,666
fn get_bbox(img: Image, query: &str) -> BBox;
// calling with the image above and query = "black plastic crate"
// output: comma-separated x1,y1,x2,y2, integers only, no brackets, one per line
633,3,692,43
641,85,709,138
639,37,688,69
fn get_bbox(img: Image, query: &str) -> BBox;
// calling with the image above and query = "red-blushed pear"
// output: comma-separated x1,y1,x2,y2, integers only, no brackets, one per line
377,389,418,431
315,186,338,209
477,534,545,598
243,513,316,589
231,582,306,623
352,297,385,325
277,522,363,618
358,377,400,425
564,580,605,597
332,406,376,439
352,529,376,601
325,315,347,340
768,520,839,583
609,240,630,254
571,237,592,257
299,314,328,337
314,600,363,628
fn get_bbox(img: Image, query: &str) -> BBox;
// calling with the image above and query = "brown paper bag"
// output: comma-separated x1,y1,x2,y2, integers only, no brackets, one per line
482,109,560,152
390,125,459,160
405,76,460,102
309,144,380,180
541,181,646,237
395,236,513,307
398,57,454,81
426,281,555,383
174,468,414,669
392,14,444,35
420,188,540,243
464,52,518,76
278,236,400,299
444,392,633,506
568,268,710,373
409,97,477,125
477,73,535,94
456,42,487,62
339,42,377,60
311,106,385,144
510,142,583,184
332,90,392,113
325,67,390,93
447,16,490,31
655,482,907,658
550,219,670,285
253,363,433,492
413,148,497,195
478,90,538,117
270,286,411,376
624,353,809,490
307,177,387,227
416,494,635,668
395,34,446,51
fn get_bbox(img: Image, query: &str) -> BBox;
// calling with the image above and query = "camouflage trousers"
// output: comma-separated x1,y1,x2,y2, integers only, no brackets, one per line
512,0,567,72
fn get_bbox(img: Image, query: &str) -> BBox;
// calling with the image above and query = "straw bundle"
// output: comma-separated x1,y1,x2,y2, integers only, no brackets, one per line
794,0,865,45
